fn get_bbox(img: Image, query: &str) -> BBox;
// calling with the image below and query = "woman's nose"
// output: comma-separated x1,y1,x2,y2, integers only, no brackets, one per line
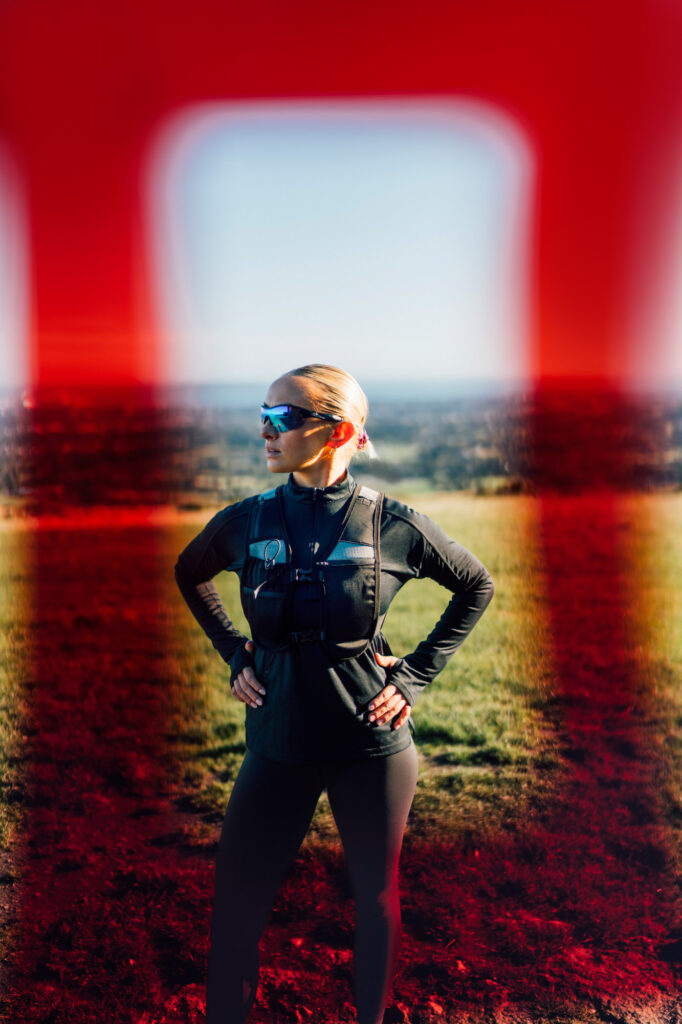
261,420,278,440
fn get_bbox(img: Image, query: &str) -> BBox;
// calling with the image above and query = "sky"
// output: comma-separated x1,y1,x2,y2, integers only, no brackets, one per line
3,100,682,394
0,147,28,392
148,100,534,389
2,99,533,394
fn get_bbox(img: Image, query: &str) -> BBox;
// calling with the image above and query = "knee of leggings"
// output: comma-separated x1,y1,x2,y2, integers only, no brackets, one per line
356,879,400,922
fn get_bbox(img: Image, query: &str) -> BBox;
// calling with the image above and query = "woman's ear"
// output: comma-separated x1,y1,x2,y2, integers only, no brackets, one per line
328,421,356,449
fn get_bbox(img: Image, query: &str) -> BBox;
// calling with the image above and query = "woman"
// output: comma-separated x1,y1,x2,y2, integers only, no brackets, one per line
175,364,494,1024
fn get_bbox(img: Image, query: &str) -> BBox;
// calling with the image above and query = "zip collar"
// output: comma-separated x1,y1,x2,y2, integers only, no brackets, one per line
284,471,356,506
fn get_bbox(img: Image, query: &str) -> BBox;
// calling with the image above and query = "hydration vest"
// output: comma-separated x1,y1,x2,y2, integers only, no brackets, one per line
239,483,384,663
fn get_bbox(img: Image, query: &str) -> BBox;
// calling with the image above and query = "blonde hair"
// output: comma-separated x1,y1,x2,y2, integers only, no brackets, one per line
286,364,378,459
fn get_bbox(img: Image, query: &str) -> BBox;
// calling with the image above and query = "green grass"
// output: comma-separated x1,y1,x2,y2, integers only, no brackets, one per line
624,493,682,874
0,528,31,852
3,492,682,859
161,492,560,846
3,494,682,1022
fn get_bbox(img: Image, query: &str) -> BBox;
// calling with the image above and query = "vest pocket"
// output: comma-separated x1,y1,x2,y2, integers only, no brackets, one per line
320,565,377,646
240,577,291,649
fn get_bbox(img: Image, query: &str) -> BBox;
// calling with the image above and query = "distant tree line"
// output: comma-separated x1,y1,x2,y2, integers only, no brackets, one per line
1,389,681,511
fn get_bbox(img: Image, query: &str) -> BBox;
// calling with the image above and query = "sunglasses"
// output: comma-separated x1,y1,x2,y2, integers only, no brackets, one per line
260,403,344,433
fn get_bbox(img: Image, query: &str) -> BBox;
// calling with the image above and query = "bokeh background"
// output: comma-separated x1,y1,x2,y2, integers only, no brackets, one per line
2,2,682,1022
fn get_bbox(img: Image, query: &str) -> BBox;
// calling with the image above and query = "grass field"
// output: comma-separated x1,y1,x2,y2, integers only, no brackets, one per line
162,493,557,847
0,529,30,851
1,491,682,1023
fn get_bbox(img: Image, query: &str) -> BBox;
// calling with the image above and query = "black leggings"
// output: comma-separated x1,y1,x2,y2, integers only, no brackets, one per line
206,741,419,1024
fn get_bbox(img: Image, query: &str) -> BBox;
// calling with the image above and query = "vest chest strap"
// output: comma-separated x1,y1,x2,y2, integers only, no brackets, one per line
291,566,322,582
289,629,324,644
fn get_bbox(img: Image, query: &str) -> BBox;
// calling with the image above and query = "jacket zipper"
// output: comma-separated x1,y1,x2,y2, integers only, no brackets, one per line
311,488,318,568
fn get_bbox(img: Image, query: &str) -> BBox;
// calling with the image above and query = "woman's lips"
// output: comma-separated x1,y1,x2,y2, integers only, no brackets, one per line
265,449,281,457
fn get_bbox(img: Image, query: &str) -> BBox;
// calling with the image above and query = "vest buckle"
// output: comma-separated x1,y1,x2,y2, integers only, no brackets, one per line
290,629,320,644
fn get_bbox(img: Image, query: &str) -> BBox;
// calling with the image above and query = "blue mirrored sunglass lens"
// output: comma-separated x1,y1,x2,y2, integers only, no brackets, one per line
262,416,291,431
260,405,302,432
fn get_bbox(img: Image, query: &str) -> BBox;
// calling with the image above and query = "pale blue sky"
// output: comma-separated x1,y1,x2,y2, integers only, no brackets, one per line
628,174,682,392
0,148,28,392
149,100,534,388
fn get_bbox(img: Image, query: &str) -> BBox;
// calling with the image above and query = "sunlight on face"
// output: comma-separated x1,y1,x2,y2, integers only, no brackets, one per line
261,375,342,482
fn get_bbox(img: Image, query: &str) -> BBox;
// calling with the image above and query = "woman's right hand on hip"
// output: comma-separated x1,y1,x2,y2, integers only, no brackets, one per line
231,640,266,708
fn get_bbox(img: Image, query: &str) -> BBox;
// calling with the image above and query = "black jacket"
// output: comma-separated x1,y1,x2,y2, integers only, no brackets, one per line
175,471,494,762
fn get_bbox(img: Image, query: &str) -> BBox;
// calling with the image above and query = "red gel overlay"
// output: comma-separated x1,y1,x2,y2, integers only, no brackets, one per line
2,1,682,1021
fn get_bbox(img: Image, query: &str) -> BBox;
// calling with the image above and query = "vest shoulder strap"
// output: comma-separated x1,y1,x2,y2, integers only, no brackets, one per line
247,486,283,549
357,484,379,504
257,486,279,502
